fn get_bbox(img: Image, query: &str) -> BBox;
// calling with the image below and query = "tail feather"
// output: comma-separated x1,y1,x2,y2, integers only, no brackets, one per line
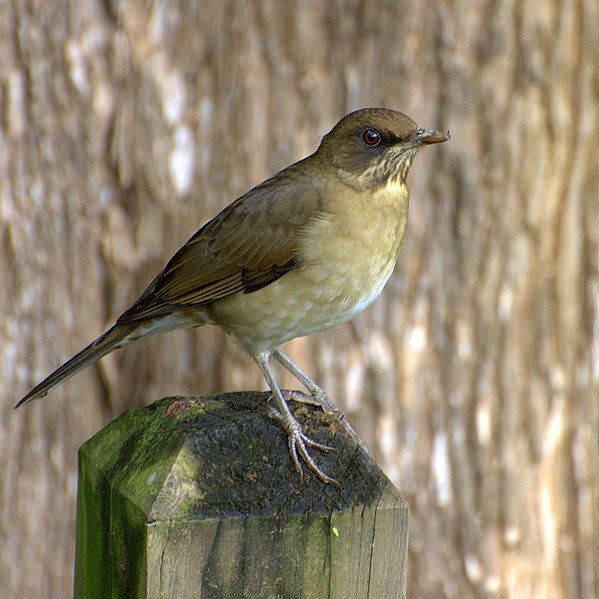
15,324,133,408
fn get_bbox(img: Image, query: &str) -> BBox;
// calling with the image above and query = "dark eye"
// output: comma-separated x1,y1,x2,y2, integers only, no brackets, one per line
362,128,381,146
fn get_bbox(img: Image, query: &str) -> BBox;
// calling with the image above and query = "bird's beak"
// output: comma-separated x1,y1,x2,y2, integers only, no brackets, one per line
414,128,450,145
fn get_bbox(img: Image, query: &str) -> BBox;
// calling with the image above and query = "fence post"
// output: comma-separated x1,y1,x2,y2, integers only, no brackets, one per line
74,393,409,598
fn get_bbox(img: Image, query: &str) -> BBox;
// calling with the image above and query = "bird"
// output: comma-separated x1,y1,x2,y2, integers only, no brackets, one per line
16,108,448,484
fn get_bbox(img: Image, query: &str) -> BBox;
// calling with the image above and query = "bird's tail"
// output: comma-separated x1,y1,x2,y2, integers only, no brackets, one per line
15,323,136,408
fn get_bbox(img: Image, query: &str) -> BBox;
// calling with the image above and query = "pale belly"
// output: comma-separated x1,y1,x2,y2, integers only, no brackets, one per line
208,254,398,353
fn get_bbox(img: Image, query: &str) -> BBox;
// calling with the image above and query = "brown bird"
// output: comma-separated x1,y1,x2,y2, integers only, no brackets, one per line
17,108,448,484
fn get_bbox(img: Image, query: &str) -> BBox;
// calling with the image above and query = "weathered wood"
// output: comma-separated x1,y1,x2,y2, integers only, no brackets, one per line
74,393,409,598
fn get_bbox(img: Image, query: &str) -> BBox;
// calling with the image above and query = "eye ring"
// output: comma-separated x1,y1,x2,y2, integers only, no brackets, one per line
362,128,381,146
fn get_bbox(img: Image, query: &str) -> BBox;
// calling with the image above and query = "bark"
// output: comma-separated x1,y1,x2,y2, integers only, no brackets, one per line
1,1,597,597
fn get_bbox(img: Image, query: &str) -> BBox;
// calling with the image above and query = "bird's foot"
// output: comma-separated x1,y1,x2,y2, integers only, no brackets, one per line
267,407,340,486
285,389,337,413
285,390,365,449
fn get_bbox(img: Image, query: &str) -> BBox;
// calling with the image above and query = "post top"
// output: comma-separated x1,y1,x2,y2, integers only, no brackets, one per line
81,393,406,521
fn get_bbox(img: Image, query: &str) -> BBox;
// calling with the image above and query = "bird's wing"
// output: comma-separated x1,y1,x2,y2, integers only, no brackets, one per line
117,162,323,323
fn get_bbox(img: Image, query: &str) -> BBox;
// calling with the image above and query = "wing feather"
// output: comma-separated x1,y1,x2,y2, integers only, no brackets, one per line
117,159,322,324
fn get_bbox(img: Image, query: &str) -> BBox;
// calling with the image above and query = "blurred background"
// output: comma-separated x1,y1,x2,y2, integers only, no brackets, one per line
1,1,597,597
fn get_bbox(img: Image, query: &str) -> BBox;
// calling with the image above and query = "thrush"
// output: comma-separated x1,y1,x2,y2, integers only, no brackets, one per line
17,108,448,484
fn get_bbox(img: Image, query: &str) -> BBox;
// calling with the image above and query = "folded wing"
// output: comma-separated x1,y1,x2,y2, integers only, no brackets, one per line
118,162,322,324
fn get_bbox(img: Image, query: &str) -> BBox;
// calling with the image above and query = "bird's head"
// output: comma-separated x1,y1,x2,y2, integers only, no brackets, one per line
319,108,448,190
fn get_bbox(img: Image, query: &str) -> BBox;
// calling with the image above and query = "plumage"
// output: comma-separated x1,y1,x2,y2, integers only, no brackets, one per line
17,108,448,484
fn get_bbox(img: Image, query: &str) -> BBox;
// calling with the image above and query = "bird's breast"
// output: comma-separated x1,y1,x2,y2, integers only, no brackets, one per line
210,182,410,353
297,181,409,320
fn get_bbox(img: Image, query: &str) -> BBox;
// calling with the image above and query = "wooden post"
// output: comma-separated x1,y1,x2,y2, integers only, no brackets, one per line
74,393,409,598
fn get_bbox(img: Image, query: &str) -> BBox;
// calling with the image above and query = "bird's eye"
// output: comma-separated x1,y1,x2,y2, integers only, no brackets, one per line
362,128,381,146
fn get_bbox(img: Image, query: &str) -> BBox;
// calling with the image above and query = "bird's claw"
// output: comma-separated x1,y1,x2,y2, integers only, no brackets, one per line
285,389,337,413
268,406,340,486
285,390,366,450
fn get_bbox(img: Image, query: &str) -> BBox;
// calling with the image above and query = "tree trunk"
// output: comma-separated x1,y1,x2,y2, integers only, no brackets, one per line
1,1,597,597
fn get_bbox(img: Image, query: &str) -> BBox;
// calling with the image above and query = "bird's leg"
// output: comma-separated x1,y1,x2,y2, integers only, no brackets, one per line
254,354,339,485
272,349,336,411
273,349,363,445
